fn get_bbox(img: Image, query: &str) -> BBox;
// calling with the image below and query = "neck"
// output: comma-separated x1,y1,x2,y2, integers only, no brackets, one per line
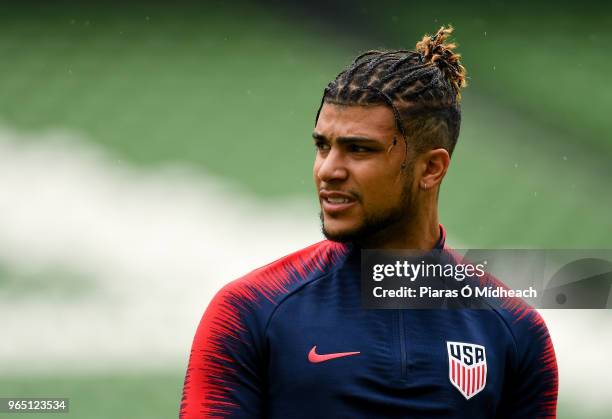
358,195,440,250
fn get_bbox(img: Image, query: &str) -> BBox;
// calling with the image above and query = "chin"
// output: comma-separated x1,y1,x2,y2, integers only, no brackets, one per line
321,218,363,243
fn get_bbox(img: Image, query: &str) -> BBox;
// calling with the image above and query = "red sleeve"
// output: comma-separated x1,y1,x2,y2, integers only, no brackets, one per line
498,309,559,419
179,282,265,418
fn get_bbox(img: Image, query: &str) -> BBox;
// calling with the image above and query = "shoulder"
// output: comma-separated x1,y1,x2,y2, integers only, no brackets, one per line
203,240,349,337
220,239,349,304
477,271,555,366
495,301,556,372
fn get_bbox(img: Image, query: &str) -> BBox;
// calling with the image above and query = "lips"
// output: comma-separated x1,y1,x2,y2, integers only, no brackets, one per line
319,190,357,215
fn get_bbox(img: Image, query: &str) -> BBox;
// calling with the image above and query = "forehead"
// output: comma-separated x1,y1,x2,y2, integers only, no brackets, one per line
315,102,397,140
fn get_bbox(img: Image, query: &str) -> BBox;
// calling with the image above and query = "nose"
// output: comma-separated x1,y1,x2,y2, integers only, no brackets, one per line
315,149,349,183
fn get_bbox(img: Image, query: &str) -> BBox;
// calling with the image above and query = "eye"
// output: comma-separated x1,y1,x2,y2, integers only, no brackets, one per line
314,141,330,152
349,144,372,153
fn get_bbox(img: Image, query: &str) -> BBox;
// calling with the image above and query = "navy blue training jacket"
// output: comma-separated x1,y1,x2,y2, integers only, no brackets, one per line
180,226,558,418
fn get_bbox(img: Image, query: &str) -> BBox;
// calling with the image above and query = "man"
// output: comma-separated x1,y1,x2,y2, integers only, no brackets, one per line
180,26,558,418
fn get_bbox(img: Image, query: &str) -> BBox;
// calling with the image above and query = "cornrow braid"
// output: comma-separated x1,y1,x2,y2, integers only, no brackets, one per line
315,25,467,160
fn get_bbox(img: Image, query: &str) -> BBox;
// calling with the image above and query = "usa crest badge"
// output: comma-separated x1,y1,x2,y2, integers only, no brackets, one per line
446,341,487,400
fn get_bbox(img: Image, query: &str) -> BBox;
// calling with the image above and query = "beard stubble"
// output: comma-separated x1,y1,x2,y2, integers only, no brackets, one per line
320,174,416,246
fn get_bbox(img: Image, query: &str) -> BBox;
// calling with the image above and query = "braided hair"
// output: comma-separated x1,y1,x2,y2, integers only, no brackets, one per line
315,26,467,160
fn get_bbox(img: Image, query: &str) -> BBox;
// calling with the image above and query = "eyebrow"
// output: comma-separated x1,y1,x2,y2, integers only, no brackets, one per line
312,132,382,145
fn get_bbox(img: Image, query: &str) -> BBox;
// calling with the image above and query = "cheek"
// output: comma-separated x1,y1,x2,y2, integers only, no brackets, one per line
360,169,405,206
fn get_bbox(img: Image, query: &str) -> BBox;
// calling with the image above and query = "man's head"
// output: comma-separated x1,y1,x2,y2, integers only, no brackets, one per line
313,26,467,246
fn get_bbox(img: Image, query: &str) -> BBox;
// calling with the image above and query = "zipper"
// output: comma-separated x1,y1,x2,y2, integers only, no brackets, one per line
398,310,408,378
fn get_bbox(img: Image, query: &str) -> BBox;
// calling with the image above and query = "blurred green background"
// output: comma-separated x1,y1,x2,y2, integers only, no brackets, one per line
0,1,610,418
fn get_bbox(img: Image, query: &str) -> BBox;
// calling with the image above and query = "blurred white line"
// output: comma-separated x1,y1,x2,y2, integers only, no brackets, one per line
0,126,322,371
540,309,612,411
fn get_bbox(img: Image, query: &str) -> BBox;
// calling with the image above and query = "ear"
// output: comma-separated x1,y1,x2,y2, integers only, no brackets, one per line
416,148,450,190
